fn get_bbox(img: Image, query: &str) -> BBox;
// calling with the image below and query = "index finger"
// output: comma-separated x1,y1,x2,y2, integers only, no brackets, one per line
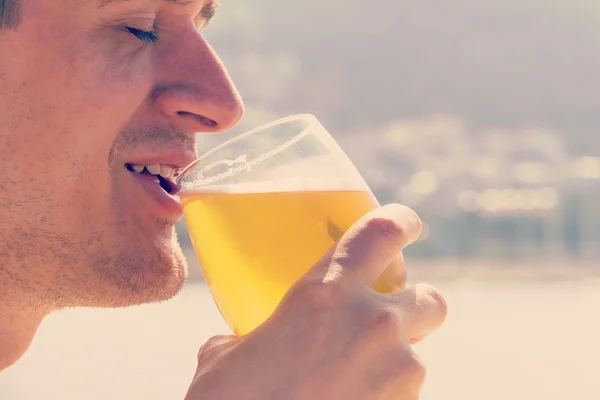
321,203,422,287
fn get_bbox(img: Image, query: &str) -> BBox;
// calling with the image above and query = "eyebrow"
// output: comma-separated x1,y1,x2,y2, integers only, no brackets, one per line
98,0,220,24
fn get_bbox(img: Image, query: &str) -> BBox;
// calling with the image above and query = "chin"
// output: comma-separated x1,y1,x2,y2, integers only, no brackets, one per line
83,237,190,309
130,254,188,305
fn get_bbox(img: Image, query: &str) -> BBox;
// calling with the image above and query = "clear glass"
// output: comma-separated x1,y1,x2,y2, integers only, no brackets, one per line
177,114,404,335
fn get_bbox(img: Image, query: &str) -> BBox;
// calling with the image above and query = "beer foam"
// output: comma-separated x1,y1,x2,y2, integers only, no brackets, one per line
180,155,371,195
179,176,369,196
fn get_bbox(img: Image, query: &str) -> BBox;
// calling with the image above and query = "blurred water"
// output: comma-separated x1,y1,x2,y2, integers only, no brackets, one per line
1,281,599,400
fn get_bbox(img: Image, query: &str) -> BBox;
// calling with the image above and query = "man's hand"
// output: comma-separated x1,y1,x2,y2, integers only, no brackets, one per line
185,204,447,400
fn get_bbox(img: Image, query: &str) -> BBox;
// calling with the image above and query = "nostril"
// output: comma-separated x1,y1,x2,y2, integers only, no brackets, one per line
177,111,217,128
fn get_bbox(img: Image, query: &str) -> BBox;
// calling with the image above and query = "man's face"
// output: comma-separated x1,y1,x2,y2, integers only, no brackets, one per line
0,0,242,308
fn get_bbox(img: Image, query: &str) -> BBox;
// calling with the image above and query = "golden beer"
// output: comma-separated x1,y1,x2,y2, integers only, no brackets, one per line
181,185,400,335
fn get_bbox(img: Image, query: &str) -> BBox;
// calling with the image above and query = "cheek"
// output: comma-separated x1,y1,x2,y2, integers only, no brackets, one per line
22,21,153,140
4,24,154,186
1,155,113,244
0,3,152,237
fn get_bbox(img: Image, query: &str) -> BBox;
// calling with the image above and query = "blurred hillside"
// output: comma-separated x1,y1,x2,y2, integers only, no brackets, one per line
178,1,600,271
204,0,600,153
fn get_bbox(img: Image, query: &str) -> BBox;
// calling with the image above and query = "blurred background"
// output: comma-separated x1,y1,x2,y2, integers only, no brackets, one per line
2,1,600,399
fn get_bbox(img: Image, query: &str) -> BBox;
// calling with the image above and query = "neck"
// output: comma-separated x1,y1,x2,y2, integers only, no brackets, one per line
0,261,52,371
0,302,46,371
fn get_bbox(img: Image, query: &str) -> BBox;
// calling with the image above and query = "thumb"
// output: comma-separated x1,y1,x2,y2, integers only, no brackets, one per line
315,203,421,287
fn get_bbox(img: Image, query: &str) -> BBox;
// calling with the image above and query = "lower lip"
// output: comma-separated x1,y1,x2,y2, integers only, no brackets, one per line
130,172,183,218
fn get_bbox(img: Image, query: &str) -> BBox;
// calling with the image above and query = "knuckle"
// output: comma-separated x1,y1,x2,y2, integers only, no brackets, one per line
197,346,206,360
363,306,402,341
399,352,427,384
197,341,214,360
293,278,344,311
197,335,233,360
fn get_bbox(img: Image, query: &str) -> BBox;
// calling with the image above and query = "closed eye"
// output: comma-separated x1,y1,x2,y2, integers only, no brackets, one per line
126,27,159,44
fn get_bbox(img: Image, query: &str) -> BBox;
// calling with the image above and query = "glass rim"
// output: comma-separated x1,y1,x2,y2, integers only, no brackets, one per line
176,113,319,186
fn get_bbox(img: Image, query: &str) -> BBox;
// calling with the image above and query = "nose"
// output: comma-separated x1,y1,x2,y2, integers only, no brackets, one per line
152,29,244,134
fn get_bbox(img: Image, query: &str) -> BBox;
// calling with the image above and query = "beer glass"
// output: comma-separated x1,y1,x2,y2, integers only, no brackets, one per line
177,114,403,335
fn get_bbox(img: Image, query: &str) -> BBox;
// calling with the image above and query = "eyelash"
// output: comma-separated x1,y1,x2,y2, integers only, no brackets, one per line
126,27,159,44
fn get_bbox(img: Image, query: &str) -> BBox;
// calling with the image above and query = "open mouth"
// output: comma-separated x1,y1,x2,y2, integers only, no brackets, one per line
125,163,179,195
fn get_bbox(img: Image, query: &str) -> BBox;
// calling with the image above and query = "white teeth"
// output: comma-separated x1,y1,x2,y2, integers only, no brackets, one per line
160,164,175,179
129,163,177,180
146,164,161,175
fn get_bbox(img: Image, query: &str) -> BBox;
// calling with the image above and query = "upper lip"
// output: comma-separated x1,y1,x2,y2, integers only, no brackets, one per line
125,147,198,174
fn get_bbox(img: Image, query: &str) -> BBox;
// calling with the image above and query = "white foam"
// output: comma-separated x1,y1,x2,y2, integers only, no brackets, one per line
179,156,371,195
179,176,370,196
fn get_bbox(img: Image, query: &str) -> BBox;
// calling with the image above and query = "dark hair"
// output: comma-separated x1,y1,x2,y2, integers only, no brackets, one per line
0,0,20,29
